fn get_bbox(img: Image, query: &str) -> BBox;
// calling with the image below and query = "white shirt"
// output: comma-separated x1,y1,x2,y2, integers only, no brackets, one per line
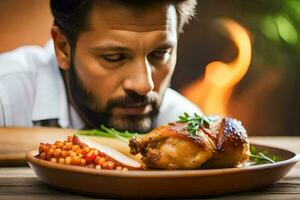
0,40,201,129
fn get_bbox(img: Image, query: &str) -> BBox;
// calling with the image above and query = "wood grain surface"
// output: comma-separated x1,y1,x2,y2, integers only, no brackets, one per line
0,128,73,166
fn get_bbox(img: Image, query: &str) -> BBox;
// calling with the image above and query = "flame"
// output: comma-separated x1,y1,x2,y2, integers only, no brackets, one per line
182,18,252,116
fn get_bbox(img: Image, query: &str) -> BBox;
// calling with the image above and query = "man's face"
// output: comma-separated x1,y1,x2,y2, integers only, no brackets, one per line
68,1,178,132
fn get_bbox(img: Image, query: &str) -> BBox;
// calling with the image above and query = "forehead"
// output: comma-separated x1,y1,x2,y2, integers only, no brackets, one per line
86,1,177,33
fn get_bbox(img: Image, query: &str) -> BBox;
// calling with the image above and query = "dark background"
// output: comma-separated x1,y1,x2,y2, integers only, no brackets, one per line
172,0,300,136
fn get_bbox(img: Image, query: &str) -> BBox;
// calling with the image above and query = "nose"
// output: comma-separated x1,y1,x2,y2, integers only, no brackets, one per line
123,58,154,95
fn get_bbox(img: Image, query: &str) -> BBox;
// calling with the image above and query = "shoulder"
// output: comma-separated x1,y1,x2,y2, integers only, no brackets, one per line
0,40,56,95
0,70,36,126
0,46,40,77
0,40,57,126
0,40,55,77
0,40,56,83
155,88,202,126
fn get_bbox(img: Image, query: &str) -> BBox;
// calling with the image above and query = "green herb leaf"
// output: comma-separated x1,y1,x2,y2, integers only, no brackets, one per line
177,112,210,135
77,125,142,142
250,146,280,164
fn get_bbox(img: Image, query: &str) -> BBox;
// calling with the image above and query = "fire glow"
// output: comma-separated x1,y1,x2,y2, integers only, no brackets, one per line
182,18,252,116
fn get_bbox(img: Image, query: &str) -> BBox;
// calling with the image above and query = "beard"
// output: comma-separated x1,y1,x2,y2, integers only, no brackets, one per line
66,62,162,133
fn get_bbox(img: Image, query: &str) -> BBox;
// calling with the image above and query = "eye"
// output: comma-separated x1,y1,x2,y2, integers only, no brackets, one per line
101,53,126,62
149,50,171,60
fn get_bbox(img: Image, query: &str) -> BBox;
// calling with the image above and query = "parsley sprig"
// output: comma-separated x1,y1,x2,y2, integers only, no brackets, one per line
77,125,140,142
250,146,280,164
177,112,210,135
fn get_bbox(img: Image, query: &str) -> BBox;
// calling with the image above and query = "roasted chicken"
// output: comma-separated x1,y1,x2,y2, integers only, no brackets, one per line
129,116,249,170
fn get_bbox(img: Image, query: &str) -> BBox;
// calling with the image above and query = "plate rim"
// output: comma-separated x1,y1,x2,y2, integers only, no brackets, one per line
26,143,300,178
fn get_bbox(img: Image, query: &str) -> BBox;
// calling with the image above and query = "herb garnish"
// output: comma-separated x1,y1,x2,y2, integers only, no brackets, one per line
177,112,210,135
77,125,140,142
250,146,280,164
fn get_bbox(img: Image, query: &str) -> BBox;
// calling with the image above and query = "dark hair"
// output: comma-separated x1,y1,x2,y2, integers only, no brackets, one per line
50,0,197,47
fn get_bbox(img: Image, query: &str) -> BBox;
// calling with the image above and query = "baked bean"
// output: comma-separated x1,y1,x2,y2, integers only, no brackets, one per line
37,137,124,171
103,161,115,170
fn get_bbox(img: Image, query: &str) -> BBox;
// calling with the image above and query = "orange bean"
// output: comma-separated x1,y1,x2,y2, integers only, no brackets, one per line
68,150,77,157
93,150,99,156
47,148,54,156
94,156,101,164
72,145,80,151
65,142,73,150
103,161,115,170
53,149,62,158
61,150,68,158
83,146,90,153
116,166,122,171
55,141,64,149
80,158,86,166
58,158,65,164
65,156,72,165
71,156,81,165
76,149,84,154
50,158,57,163
98,157,106,166
50,144,57,149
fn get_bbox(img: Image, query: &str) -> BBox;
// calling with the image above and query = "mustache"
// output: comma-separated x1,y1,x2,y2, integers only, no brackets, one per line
106,91,159,110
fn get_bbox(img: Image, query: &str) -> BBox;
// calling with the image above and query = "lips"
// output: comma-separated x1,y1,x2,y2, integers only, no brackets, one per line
123,105,148,115
113,104,151,115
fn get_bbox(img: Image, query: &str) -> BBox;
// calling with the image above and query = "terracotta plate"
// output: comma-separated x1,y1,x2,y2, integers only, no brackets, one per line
26,144,300,198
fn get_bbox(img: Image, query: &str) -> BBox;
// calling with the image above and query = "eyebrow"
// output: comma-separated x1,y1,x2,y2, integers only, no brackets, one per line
89,44,130,53
89,40,176,53
153,41,176,50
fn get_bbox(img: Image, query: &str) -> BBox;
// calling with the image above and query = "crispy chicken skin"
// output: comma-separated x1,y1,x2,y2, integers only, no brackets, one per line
203,117,250,168
129,116,249,170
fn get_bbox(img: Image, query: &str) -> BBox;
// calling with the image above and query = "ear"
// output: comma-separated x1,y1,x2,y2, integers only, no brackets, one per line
51,25,71,70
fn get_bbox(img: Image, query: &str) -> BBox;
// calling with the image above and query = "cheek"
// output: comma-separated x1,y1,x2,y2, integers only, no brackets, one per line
73,51,122,105
152,53,176,92
152,64,174,95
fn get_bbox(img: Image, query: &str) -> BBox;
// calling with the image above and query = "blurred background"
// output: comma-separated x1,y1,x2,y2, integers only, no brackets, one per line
0,0,299,136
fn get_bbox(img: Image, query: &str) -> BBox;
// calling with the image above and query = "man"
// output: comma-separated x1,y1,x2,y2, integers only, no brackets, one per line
0,0,200,133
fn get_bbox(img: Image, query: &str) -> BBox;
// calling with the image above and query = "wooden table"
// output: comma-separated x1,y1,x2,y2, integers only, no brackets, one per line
0,136,299,200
